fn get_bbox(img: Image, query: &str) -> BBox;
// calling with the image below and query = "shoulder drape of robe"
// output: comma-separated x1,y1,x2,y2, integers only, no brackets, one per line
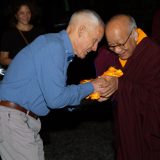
116,37,160,160
94,46,122,76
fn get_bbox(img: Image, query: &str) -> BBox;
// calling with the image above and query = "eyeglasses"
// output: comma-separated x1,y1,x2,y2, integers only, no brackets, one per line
107,28,133,51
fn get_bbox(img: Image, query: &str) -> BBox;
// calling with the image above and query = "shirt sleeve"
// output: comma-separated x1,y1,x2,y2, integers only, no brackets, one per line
35,39,93,109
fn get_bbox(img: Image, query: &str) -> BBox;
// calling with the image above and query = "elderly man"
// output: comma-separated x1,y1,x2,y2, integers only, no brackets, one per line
95,14,160,160
0,9,116,160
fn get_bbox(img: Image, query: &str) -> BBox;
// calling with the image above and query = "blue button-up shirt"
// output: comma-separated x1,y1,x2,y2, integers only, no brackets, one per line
0,30,93,116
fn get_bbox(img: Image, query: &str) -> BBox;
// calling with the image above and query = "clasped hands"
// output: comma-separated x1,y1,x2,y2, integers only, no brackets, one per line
81,67,123,102
91,76,118,102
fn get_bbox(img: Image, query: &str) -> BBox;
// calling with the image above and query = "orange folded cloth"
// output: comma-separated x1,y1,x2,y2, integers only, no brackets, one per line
81,66,123,100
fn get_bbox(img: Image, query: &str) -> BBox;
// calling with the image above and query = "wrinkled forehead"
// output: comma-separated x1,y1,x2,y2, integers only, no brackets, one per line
105,21,130,41
106,16,131,33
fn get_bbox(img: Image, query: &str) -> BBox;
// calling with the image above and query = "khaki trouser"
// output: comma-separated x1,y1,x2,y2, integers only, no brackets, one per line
0,105,44,160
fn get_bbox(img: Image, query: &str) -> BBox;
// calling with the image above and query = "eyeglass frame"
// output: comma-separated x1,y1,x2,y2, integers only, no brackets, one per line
107,28,134,50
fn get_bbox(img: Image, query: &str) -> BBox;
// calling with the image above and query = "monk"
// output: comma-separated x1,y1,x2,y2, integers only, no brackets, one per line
95,14,160,160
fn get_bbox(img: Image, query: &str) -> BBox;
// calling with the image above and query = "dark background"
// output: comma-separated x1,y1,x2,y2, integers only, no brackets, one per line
0,1,160,158
1,0,160,35
1,0,160,113
1,0,160,125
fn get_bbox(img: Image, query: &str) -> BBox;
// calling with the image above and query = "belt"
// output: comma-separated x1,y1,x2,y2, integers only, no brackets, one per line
0,101,38,120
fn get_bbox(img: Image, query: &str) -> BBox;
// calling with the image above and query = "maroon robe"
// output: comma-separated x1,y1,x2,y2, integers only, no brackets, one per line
95,38,160,160
152,9,160,45
95,46,122,76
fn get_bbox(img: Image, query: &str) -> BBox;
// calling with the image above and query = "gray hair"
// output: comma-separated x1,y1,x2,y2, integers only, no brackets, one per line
68,9,104,27
128,16,137,30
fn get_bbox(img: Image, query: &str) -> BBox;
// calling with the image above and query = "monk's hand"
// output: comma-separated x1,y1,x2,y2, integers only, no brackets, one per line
91,77,109,93
98,76,118,102
98,96,110,102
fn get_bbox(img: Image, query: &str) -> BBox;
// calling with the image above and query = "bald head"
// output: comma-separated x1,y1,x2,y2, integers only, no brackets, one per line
107,15,136,28
105,14,137,40
68,9,104,29
66,9,104,59
105,14,138,60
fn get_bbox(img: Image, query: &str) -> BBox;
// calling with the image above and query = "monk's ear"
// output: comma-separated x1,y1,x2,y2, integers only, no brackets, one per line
133,29,138,41
78,25,86,37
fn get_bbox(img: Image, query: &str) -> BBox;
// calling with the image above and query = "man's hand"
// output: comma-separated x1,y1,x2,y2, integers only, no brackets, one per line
81,66,122,101
101,76,118,96
91,76,118,102
91,77,109,93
